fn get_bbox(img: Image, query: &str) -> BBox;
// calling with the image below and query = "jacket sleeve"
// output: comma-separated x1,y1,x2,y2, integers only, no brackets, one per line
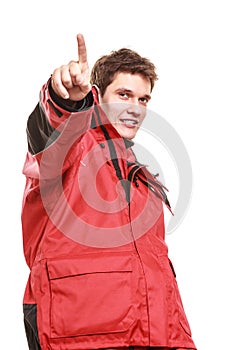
23,79,94,179
27,78,94,155
21,80,94,268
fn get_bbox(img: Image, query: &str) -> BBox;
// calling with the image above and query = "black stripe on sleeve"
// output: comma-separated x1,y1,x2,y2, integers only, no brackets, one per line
26,103,58,155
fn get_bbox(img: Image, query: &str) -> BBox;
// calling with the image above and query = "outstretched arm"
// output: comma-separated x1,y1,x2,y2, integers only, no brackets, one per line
26,34,94,155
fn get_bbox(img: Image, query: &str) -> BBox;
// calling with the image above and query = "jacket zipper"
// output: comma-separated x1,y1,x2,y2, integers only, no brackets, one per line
127,165,151,344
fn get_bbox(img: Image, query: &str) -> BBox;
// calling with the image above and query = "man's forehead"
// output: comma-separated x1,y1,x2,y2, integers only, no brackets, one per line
111,72,151,92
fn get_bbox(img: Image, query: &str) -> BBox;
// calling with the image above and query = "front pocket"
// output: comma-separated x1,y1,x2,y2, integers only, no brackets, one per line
46,253,135,338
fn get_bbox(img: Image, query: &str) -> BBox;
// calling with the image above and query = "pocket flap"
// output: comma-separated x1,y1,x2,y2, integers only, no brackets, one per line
47,252,132,280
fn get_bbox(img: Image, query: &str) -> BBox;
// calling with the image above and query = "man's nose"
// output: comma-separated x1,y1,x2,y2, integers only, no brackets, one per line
126,100,141,116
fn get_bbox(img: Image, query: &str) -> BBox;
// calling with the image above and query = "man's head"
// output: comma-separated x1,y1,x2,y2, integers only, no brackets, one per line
90,48,158,140
91,48,158,95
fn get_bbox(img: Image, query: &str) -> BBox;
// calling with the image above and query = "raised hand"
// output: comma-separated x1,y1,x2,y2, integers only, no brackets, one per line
51,34,91,101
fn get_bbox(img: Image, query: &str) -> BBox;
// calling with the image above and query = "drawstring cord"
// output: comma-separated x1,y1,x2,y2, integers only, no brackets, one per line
93,105,171,210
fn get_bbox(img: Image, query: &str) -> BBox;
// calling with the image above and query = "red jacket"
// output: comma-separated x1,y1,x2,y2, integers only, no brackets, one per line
22,80,196,349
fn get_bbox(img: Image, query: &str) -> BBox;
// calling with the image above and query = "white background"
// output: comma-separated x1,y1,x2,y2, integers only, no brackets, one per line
1,0,232,349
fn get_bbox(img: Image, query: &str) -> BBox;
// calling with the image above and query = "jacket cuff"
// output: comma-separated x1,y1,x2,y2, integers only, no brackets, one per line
48,80,94,112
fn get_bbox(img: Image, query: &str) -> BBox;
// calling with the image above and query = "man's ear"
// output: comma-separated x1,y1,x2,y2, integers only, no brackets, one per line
92,84,101,103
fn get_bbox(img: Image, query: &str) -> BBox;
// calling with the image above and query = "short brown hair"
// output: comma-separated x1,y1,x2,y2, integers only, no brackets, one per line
90,48,158,96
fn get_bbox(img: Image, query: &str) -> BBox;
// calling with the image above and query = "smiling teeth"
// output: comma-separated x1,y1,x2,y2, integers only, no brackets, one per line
122,119,137,125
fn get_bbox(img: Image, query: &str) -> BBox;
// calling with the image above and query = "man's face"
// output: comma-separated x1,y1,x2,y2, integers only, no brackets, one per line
99,72,151,140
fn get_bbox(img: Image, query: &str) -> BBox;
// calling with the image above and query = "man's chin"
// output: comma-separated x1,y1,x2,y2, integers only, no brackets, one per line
119,132,136,140
115,126,138,140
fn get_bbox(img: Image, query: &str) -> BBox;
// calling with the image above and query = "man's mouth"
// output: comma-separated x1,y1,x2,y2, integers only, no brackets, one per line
119,118,139,126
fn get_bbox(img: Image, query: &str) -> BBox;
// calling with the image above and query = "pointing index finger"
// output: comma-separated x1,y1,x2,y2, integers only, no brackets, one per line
77,33,88,65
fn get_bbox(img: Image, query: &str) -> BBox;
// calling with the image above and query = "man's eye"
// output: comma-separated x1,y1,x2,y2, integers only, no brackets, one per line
140,97,149,104
119,92,128,98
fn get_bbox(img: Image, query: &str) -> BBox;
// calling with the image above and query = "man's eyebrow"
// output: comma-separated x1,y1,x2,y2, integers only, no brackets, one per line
115,88,151,100
142,94,151,101
115,88,133,93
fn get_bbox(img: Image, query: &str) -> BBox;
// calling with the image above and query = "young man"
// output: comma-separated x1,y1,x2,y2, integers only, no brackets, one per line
22,34,196,350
